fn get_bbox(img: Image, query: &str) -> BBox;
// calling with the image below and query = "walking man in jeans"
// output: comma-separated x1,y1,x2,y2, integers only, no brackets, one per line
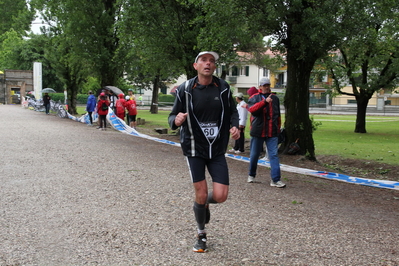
247,77,286,188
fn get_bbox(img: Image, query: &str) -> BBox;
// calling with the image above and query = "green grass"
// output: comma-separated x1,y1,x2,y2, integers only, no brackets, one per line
312,115,399,165
76,107,399,165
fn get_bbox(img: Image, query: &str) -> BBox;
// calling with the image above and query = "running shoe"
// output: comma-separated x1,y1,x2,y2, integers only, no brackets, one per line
270,180,286,188
193,233,207,253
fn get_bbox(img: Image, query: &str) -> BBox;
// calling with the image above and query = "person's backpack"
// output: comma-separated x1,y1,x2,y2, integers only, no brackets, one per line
101,101,108,111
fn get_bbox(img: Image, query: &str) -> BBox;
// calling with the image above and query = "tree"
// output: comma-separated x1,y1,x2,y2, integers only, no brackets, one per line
0,30,24,70
0,31,64,90
121,0,205,113
323,0,399,133
45,33,88,114
31,0,129,112
199,0,349,160
33,0,126,87
0,0,34,36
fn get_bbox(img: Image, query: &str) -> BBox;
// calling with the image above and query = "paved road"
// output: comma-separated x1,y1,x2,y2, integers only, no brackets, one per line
1,105,398,265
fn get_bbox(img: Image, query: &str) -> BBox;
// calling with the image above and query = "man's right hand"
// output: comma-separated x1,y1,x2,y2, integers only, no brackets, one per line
174,112,188,127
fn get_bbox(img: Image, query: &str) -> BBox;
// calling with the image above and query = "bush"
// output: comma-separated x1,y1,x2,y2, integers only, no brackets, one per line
48,93,65,103
158,93,175,103
48,93,88,104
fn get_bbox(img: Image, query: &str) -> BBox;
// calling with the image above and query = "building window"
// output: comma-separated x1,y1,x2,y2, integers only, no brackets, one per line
263,68,269,77
231,66,238,76
222,65,229,76
240,66,249,76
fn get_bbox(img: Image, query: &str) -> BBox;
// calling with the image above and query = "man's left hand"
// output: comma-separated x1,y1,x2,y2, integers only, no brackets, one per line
230,127,240,140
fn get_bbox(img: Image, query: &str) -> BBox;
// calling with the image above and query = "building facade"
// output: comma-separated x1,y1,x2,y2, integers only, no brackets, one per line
0,70,33,105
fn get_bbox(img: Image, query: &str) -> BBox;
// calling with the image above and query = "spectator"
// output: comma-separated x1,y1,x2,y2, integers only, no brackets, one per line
97,92,110,131
115,93,126,120
125,95,138,129
127,89,134,100
138,95,143,106
108,91,117,111
86,91,96,126
229,92,248,154
247,78,285,187
43,92,51,115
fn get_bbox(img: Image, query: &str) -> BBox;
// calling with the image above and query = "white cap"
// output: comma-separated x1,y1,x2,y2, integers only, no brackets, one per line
259,77,271,86
194,51,219,63
234,92,244,99
125,96,130,100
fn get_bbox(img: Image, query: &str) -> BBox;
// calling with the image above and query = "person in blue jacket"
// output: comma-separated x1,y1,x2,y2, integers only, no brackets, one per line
168,51,239,253
86,91,96,126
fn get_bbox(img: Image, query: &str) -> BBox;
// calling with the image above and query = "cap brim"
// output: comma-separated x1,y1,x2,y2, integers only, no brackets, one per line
195,51,219,63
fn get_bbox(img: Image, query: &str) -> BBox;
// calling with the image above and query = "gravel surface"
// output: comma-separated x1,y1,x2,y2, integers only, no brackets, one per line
1,105,398,266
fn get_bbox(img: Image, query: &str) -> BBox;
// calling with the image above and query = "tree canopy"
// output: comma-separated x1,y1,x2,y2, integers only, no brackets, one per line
0,0,34,36
2,0,398,158
323,0,399,133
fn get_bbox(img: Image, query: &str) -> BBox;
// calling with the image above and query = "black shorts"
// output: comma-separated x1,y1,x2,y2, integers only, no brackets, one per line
129,115,136,122
186,154,229,185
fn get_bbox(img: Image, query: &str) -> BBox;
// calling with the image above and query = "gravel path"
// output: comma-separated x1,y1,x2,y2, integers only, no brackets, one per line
1,105,398,266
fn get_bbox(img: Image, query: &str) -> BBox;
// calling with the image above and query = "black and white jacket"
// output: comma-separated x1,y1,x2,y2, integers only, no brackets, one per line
168,76,239,159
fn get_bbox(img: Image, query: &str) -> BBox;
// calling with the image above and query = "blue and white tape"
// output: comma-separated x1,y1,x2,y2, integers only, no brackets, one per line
67,109,399,191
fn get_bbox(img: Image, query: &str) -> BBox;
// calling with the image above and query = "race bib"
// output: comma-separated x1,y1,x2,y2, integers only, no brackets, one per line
199,122,219,140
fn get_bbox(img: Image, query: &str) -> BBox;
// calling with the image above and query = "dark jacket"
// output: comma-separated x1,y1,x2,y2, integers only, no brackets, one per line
248,92,281,138
43,94,51,105
168,76,239,159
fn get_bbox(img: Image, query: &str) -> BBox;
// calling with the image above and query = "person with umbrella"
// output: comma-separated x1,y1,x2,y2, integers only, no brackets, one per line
43,92,51,115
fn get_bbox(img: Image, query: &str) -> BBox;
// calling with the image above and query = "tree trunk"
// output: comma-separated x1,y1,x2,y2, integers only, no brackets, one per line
150,75,160,114
65,84,78,115
354,95,369,133
283,53,316,160
185,65,197,80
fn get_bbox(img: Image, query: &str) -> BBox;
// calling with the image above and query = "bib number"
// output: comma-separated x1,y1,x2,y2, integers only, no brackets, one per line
199,122,219,140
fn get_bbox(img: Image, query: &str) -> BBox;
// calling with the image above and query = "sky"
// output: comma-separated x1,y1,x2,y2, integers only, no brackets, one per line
30,18,47,34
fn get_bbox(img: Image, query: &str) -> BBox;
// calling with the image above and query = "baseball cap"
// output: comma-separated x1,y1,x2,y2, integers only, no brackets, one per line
100,92,105,96
259,77,271,86
125,95,130,100
194,51,219,63
234,92,244,99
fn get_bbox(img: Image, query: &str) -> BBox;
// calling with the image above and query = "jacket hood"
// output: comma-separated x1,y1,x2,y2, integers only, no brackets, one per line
118,93,124,99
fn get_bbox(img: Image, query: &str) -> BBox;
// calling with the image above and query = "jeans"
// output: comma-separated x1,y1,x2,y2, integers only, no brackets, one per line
88,112,93,124
45,103,50,114
248,136,281,182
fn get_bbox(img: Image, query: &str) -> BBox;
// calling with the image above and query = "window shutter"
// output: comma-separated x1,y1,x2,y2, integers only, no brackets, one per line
245,66,249,76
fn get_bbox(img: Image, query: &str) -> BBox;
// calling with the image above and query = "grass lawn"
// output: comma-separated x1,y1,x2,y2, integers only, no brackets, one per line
76,107,399,165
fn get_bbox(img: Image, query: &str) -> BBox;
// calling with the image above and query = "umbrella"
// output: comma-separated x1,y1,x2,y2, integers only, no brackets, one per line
42,88,57,93
104,86,123,96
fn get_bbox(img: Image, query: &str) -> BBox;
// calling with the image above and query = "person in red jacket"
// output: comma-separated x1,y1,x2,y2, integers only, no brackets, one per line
97,92,110,130
115,93,126,120
125,95,138,129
